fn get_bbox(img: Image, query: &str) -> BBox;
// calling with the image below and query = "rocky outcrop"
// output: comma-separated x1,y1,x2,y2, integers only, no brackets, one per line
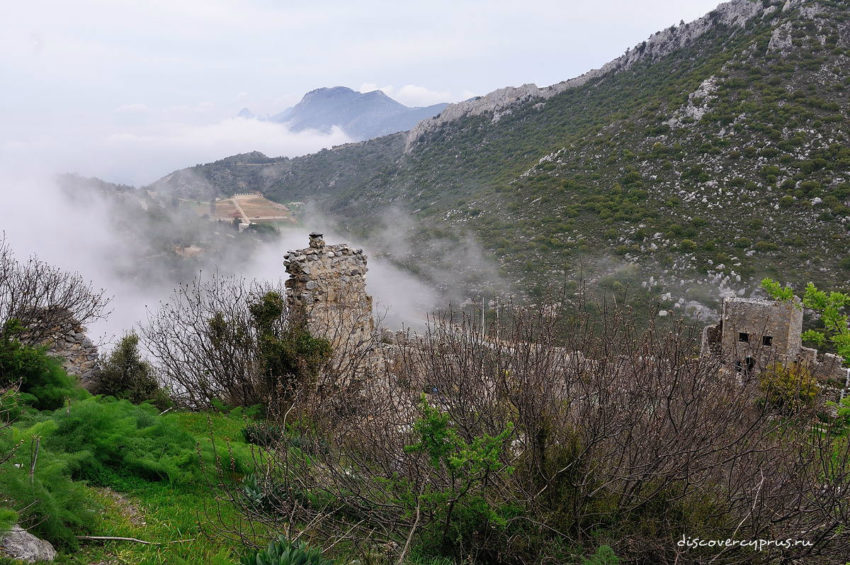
406,0,772,149
665,76,720,128
768,21,794,53
0,525,56,563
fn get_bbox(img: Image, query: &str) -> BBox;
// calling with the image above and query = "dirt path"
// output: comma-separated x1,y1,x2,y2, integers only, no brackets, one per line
230,198,251,225
95,487,146,527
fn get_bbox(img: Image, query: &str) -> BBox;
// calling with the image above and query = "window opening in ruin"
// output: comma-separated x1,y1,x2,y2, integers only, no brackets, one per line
739,332,749,343
745,357,755,372
762,335,773,346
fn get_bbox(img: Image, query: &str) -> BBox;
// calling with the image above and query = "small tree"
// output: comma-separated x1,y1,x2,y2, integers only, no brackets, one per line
91,332,168,408
404,395,515,556
761,278,850,365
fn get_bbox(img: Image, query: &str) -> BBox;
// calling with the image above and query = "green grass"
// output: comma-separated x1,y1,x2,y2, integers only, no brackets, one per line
1,382,267,563
56,409,267,564
57,476,245,564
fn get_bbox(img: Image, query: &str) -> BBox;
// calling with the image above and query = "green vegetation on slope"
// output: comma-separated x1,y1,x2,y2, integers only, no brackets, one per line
150,0,850,311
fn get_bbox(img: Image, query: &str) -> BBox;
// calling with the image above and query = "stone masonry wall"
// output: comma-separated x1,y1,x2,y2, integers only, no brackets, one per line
283,233,374,351
20,307,99,383
719,297,802,374
702,297,849,393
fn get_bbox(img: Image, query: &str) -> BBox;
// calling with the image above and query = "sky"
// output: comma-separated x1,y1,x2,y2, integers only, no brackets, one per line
0,0,723,186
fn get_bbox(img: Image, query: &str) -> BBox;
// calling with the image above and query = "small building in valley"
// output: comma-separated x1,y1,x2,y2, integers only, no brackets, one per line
701,297,848,392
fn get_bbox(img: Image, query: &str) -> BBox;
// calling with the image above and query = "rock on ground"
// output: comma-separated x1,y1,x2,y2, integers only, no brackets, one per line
0,525,56,563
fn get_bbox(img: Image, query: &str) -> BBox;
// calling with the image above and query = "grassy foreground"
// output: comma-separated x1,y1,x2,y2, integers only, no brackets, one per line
1,386,266,564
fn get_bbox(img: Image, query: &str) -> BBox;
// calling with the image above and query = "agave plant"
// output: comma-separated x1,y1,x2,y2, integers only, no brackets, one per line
241,535,335,565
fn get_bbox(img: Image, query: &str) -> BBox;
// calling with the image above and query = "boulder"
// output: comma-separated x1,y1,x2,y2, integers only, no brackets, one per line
0,525,56,562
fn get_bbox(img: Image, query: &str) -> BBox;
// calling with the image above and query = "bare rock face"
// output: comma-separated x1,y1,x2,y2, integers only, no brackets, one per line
768,21,794,53
406,0,768,149
0,525,57,563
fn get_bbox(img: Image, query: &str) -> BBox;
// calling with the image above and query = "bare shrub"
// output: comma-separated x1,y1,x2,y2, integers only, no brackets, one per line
217,301,850,563
0,235,108,344
142,273,281,408
142,273,341,410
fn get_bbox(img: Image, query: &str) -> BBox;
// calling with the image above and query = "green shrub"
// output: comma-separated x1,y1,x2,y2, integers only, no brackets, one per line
248,292,333,398
242,421,283,447
582,545,620,565
754,240,778,252
779,195,795,208
91,332,170,409
241,535,334,565
0,321,81,410
679,239,697,252
34,397,206,485
403,396,515,558
758,363,818,414
0,431,96,549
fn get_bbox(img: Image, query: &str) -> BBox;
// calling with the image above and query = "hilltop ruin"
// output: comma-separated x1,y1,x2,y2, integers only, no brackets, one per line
283,233,374,352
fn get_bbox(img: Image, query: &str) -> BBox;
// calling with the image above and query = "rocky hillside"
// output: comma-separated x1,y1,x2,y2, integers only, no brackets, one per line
267,86,447,141
149,0,850,313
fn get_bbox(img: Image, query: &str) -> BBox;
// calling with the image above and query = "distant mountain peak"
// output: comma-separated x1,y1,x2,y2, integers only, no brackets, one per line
268,86,448,141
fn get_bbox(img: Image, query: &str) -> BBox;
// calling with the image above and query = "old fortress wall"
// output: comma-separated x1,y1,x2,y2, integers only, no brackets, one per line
21,307,99,384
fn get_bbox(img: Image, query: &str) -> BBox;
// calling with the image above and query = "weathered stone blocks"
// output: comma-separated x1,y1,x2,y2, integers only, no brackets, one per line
284,233,374,351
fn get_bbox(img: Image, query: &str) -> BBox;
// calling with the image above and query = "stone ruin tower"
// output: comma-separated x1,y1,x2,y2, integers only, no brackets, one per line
701,297,848,390
283,233,374,351
701,297,802,374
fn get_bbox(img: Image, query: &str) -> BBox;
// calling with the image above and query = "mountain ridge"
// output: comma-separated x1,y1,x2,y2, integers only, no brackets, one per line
406,0,769,149
148,0,849,311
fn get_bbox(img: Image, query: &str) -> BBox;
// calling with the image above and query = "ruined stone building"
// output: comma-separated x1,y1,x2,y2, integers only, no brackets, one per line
701,297,848,390
19,306,99,384
283,233,374,352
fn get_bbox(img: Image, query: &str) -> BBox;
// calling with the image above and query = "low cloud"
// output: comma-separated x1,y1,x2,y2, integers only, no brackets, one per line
1,117,351,186
0,172,452,347
358,82,472,107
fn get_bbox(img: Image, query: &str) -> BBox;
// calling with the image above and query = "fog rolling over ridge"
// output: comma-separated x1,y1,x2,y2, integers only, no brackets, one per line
0,172,461,344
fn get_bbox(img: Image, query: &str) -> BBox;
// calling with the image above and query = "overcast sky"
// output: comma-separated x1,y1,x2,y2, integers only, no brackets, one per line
1,0,723,185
